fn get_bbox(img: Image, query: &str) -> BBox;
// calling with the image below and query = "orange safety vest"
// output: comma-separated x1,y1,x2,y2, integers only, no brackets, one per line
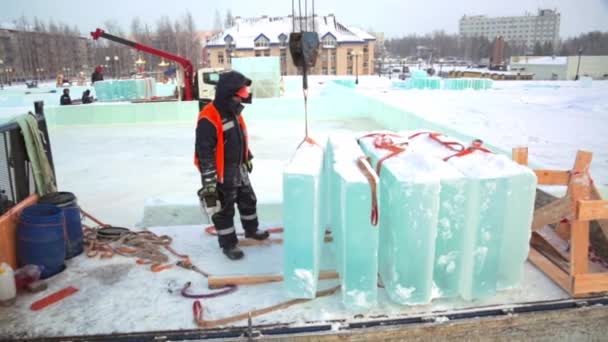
194,102,249,183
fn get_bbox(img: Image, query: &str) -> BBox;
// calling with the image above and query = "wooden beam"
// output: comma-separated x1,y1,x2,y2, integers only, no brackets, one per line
557,155,593,241
530,232,570,272
570,220,590,276
534,170,570,186
572,273,608,297
512,147,528,166
577,200,608,221
207,270,339,289
532,195,572,231
528,248,572,294
572,150,593,174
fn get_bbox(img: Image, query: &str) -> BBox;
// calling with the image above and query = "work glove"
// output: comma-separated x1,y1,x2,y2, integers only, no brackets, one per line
245,160,253,173
198,172,219,210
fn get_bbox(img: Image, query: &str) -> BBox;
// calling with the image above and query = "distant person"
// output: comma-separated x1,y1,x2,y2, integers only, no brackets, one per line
60,89,72,105
91,66,104,84
81,89,93,104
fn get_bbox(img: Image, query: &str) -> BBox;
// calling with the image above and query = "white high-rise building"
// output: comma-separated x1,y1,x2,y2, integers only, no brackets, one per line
459,9,560,52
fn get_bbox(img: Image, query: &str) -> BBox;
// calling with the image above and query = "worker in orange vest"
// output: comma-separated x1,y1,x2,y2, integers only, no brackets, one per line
195,71,269,260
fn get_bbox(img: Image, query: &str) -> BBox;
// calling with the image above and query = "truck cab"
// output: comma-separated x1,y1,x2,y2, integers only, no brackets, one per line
197,67,224,107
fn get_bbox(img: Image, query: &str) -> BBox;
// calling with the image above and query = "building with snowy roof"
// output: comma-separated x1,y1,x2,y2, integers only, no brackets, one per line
205,14,376,76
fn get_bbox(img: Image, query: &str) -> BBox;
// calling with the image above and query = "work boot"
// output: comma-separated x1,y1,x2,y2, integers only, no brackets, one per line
222,246,244,260
244,229,270,241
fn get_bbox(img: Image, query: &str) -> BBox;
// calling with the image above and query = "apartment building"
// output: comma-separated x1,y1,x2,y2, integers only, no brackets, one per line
206,14,376,76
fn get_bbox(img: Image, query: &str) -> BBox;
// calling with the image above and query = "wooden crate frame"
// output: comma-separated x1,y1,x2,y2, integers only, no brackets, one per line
512,147,608,297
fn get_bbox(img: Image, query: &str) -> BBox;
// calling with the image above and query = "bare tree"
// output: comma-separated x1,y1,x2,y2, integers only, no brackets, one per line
225,9,235,28
214,10,223,31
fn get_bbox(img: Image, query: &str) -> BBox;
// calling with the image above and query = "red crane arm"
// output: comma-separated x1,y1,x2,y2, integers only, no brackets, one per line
91,28,194,101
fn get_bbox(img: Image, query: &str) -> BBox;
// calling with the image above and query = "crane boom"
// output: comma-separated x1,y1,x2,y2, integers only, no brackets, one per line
90,28,194,101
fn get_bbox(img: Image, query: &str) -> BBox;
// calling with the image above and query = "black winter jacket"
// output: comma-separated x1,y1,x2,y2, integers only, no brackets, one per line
195,71,252,187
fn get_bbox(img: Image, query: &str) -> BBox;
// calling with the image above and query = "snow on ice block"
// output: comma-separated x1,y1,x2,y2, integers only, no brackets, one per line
408,132,536,299
283,142,324,299
359,135,440,304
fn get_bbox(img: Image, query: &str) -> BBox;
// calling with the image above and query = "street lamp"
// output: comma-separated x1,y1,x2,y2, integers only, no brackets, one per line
114,55,119,78
0,59,4,88
353,51,361,85
575,47,583,81
135,56,146,73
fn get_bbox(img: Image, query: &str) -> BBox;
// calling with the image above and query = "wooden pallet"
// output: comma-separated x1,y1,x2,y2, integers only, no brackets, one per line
512,147,608,297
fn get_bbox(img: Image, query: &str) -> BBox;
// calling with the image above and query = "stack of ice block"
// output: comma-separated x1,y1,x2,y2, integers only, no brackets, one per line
444,78,493,90
283,141,325,299
324,135,379,309
93,78,157,102
407,132,536,298
359,134,453,304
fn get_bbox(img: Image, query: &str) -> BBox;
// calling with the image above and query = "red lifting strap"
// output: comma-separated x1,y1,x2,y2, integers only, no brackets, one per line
356,156,379,226
443,139,492,161
296,136,322,150
358,133,409,176
408,131,465,152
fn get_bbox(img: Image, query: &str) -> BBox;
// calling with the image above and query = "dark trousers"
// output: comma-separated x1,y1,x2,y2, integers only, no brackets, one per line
212,182,259,248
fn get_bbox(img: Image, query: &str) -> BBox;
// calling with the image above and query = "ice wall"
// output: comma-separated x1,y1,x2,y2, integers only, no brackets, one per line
93,78,156,102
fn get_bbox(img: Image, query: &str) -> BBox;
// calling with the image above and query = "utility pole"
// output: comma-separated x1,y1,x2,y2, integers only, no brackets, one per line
575,47,583,81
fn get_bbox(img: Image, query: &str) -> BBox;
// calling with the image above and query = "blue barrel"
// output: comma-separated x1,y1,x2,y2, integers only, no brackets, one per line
38,192,83,259
17,204,66,279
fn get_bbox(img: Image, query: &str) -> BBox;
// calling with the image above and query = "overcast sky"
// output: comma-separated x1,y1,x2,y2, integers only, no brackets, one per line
2,0,607,38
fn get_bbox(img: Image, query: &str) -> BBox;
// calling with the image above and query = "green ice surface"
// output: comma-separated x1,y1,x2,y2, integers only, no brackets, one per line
335,162,379,309
359,140,440,304
283,146,324,299
433,177,470,298
497,172,537,289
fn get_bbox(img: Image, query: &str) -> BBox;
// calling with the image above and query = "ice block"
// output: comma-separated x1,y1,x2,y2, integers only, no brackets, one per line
408,131,536,299
283,141,324,299
359,134,443,304
334,159,379,309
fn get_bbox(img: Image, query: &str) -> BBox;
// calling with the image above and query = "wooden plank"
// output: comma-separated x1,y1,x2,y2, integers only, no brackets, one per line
530,232,570,272
535,227,570,261
207,270,339,289
572,273,608,297
512,147,528,165
534,170,570,186
528,248,572,294
577,200,608,221
557,156,593,241
572,150,593,174
531,195,572,231
570,220,590,276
